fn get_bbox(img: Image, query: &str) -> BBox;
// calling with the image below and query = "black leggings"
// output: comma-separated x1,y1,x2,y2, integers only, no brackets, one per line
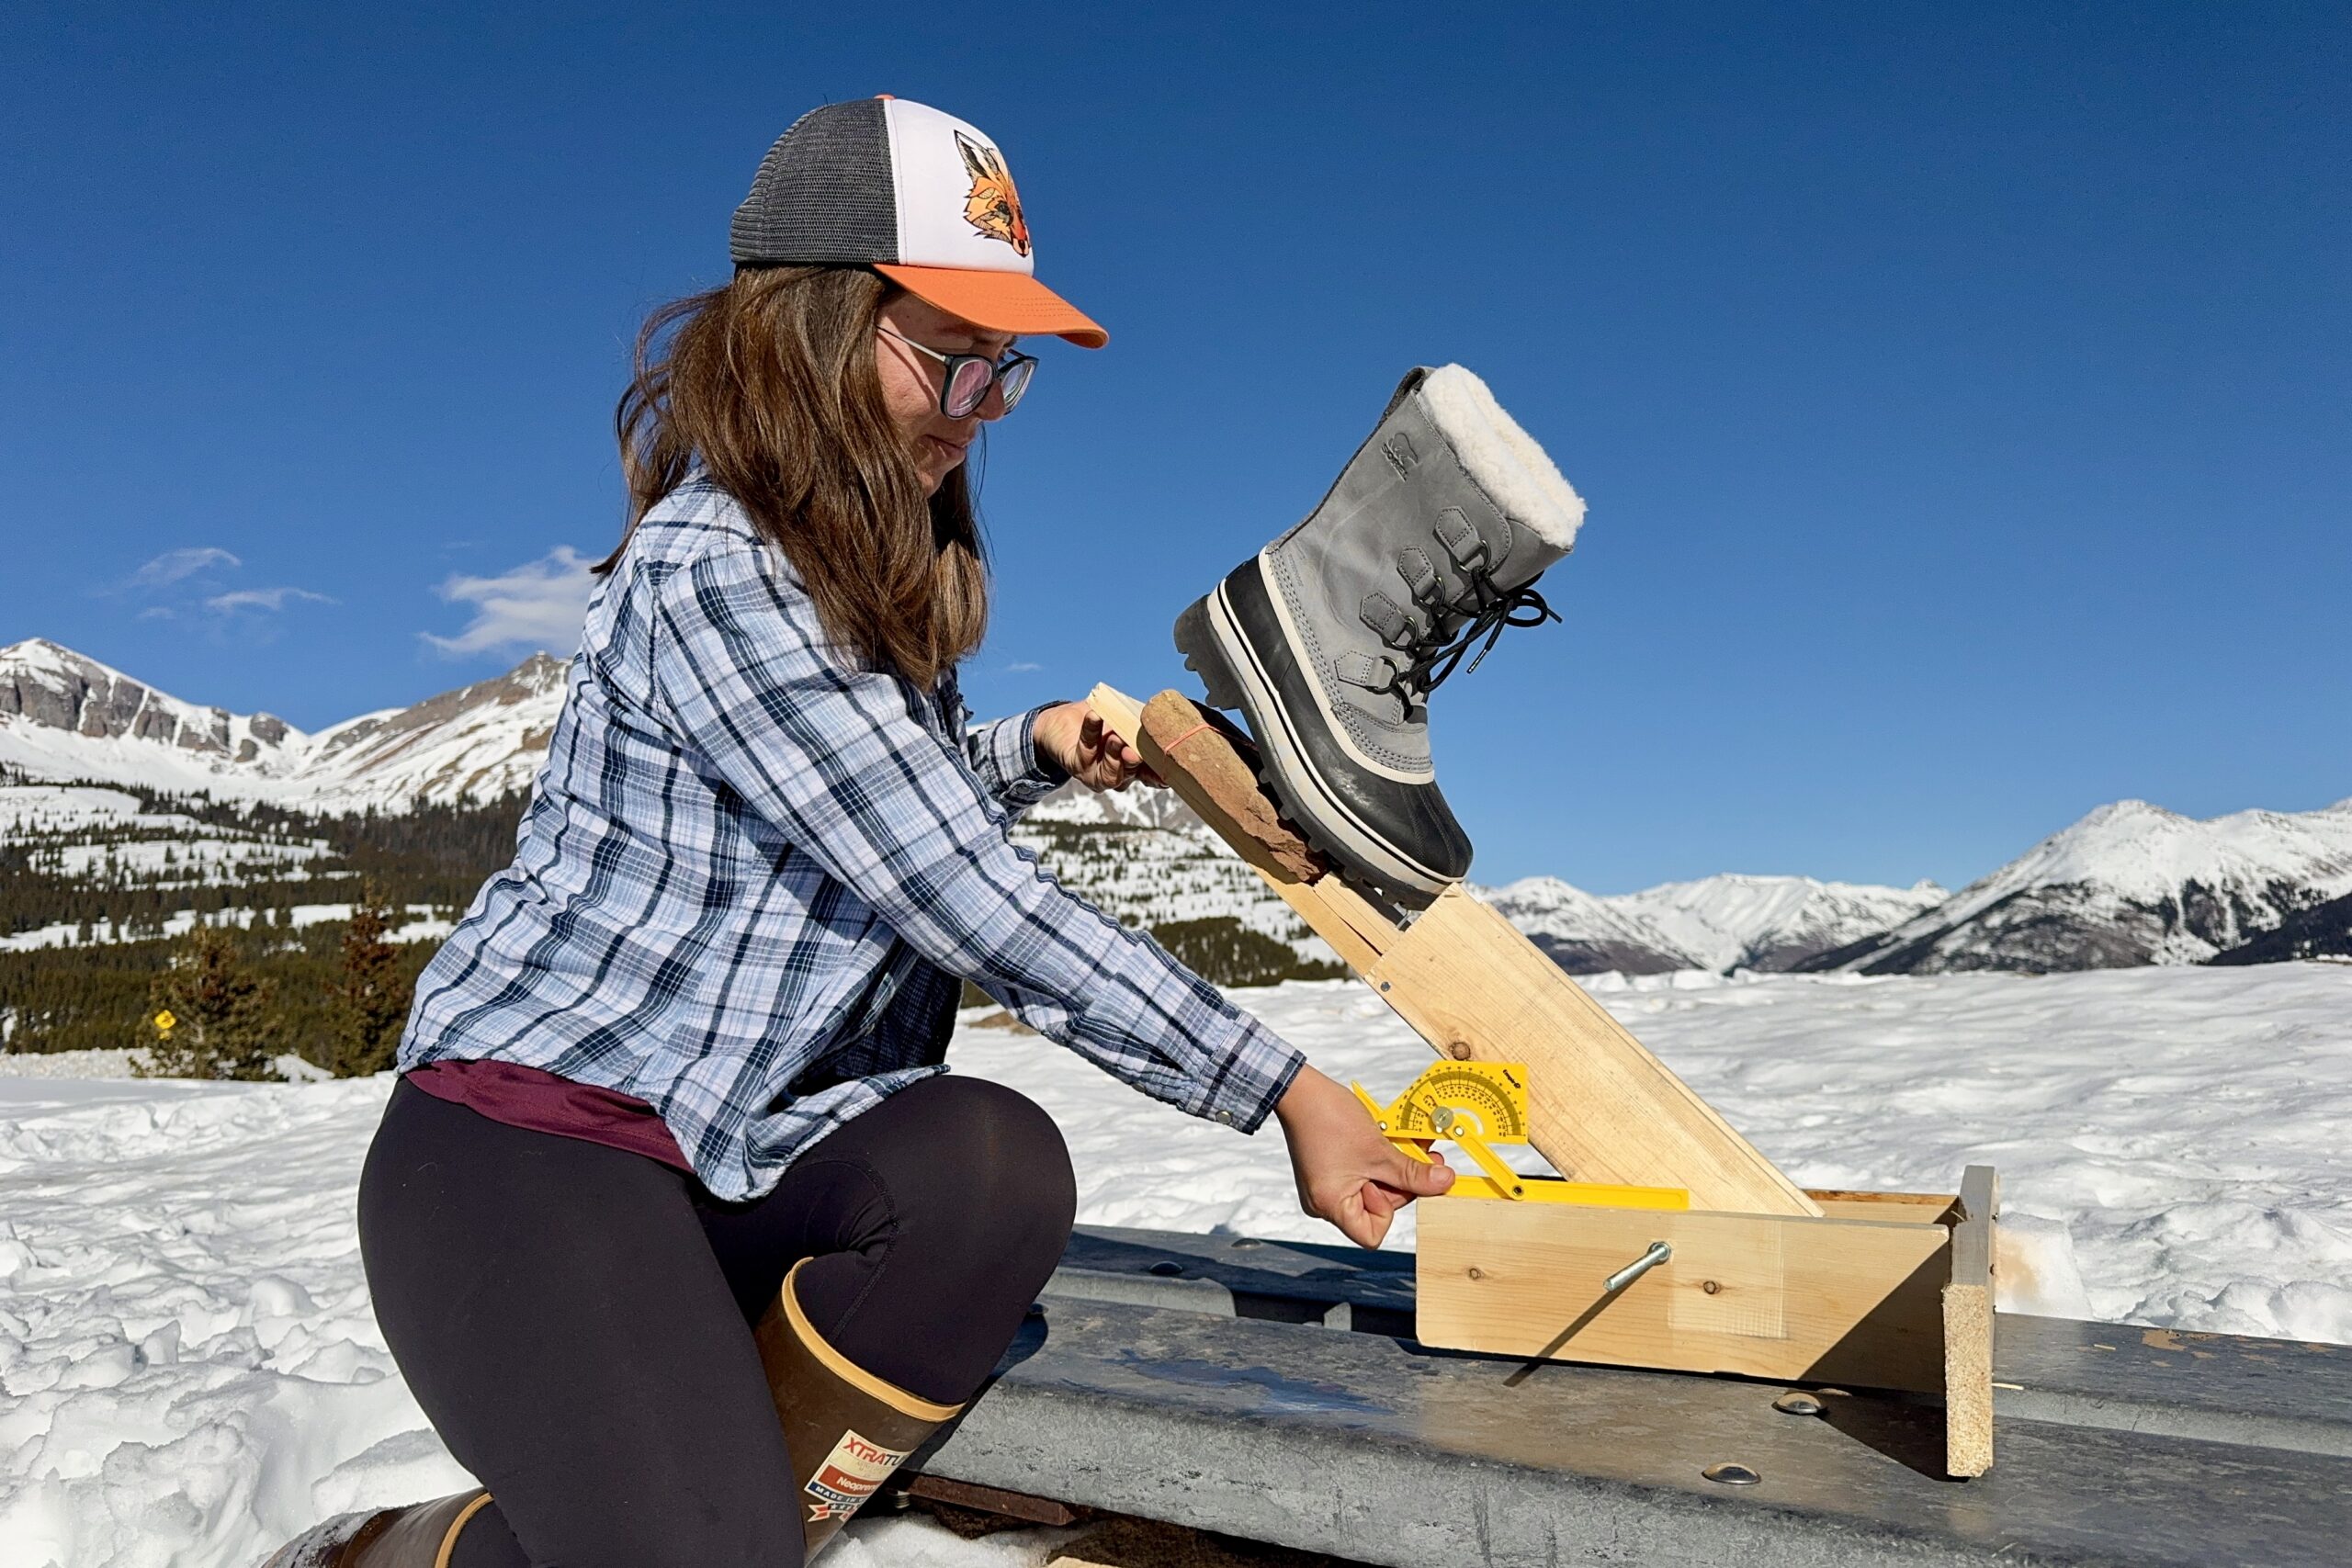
357,1074,1077,1568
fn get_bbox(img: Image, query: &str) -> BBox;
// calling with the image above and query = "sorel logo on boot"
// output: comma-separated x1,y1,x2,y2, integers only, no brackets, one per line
1381,433,1419,479
803,1429,910,1522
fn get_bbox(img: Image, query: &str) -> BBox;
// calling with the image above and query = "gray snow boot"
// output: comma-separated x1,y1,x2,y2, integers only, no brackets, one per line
1175,365,1584,901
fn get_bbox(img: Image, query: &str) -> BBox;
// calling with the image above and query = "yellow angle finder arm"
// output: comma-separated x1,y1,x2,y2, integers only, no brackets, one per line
1351,1062,1690,1211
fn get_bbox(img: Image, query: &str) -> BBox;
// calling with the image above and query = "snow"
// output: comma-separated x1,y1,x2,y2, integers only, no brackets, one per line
4,962,2347,1565
0,907,449,955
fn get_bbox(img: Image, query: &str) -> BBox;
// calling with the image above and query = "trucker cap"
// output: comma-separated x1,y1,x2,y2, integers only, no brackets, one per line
729,96,1107,348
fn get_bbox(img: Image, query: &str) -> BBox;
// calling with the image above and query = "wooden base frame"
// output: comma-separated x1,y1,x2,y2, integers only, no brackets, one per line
1418,1167,1998,1478
1084,685,1996,1476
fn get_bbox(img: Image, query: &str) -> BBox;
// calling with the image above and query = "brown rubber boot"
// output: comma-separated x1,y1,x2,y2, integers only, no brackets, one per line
754,1258,965,1558
257,1489,492,1568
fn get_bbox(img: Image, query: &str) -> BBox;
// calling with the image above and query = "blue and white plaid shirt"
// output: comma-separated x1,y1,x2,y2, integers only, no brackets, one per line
401,478,1304,1200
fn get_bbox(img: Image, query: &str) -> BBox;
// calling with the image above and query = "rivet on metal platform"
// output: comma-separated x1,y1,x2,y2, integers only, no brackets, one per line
1773,1392,1825,1416
1702,1462,1761,1486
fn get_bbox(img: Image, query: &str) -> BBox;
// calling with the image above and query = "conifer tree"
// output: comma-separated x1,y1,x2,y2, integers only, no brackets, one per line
139,923,280,1080
323,887,408,1077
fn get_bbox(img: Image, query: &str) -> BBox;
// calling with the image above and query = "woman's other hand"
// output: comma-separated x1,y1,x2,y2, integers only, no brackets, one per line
1273,1065,1453,1248
1035,701,1161,792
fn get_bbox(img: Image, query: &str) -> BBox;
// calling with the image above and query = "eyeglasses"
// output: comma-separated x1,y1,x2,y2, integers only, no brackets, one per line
876,325,1038,419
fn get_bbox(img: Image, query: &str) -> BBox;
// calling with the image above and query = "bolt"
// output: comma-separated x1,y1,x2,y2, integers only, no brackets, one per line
1772,1392,1824,1417
1603,1240,1673,1293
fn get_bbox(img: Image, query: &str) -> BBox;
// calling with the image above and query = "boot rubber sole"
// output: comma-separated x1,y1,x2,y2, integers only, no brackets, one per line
1175,574,1453,903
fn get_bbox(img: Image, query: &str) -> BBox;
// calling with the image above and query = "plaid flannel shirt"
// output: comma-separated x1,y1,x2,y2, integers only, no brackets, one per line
400,477,1304,1200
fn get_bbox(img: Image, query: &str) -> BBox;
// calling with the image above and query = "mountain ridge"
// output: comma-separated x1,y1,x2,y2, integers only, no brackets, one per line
6,638,2344,972
0,638,564,811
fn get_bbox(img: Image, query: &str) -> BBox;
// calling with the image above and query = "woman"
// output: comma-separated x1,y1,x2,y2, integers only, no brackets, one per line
275,96,1449,1568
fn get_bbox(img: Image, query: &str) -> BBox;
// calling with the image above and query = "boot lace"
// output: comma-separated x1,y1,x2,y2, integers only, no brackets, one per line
1371,557,1559,702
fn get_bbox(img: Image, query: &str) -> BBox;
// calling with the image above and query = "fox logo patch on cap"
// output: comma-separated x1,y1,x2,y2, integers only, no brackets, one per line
729,95,1107,345
955,131,1029,255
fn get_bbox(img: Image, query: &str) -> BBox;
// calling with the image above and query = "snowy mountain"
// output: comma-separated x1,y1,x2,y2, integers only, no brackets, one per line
1476,876,1698,974
297,656,565,810
1814,798,2352,974
1473,872,1946,976
2209,889,2352,965
0,639,308,792
1615,874,1949,973
8,638,2346,976
0,639,564,811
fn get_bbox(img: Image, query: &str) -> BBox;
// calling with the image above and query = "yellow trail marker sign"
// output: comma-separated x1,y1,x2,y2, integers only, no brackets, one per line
153,1010,176,1034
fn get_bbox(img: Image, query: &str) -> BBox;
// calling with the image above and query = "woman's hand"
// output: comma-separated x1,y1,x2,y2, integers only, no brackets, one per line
1034,701,1161,792
1273,1065,1453,1248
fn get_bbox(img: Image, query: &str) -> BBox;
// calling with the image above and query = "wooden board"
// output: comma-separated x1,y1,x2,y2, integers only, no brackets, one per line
1416,1195,1951,1394
1942,1165,1998,1477
1088,684,1816,1217
1128,689,1323,884
1369,887,1821,1216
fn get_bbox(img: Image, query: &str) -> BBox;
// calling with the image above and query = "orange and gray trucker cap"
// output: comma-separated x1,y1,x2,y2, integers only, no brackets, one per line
730,96,1106,348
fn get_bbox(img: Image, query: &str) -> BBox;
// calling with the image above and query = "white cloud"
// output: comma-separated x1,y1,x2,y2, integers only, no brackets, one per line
1004,660,1044,673
424,547,597,658
127,547,241,591
207,587,337,614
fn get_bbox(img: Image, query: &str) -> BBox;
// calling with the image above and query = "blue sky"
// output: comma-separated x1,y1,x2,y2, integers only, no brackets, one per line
4,3,2345,892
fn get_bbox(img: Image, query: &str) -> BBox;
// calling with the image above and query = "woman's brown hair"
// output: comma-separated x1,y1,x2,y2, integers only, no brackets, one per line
603,265,988,689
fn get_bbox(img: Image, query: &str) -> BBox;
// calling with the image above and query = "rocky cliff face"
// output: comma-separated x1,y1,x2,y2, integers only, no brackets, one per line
0,638,560,809
0,639,303,778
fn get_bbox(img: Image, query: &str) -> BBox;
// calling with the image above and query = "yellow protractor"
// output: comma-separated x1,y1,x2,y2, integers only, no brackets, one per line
1380,1062,1530,1144
1350,1063,1690,1212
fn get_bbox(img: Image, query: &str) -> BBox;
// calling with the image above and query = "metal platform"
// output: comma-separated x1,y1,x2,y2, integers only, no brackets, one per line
906,1225,2352,1567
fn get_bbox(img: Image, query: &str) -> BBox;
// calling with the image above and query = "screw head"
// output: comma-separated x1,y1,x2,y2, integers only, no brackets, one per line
1772,1392,1824,1416
1702,1462,1761,1486
1148,1261,1183,1277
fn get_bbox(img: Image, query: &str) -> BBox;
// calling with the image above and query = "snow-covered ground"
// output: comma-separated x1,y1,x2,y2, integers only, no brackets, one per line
4,963,2349,1566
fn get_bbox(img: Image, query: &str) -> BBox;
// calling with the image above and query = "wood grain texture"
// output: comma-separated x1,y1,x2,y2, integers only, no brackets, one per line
1134,689,1323,883
1807,1191,1957,1224
1368,888,1823,1216
1942,1165,1999,1478
1086,684,1394,968
1417,1197,1950,1393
